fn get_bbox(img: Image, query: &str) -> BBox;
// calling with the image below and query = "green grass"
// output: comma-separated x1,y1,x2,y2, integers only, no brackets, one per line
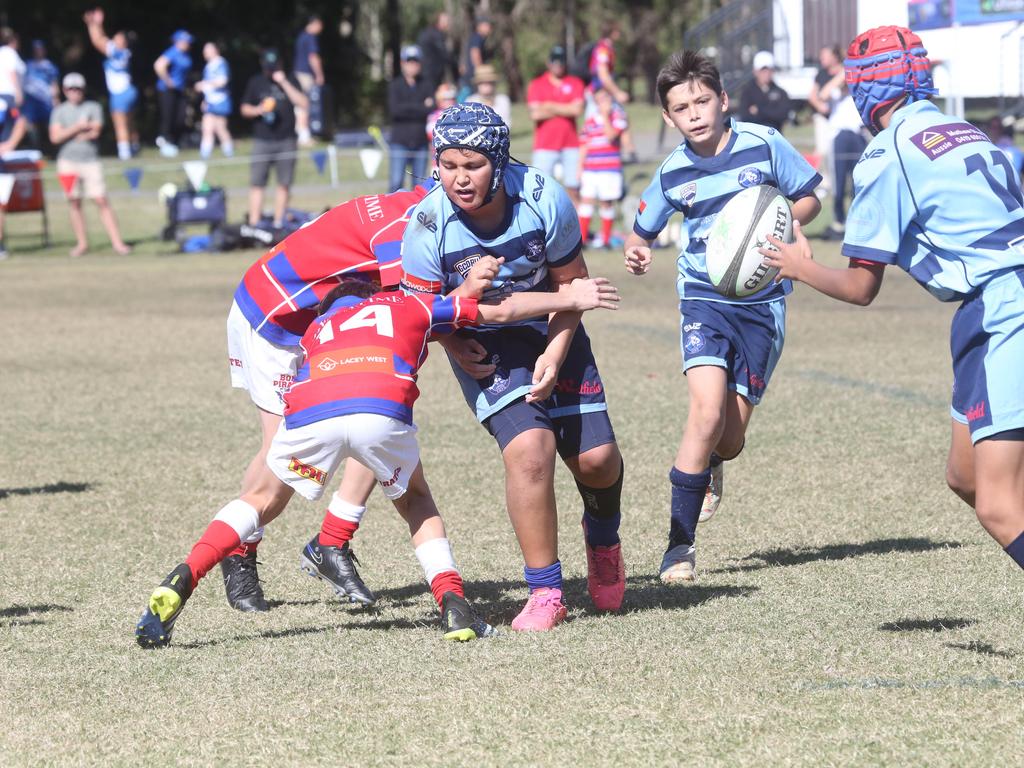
2,114,1022,766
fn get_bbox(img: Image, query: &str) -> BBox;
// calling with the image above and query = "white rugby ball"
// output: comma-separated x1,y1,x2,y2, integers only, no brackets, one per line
705,185,793,298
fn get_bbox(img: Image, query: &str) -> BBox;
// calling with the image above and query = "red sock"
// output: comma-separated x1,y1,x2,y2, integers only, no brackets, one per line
319,512,359,548
578,215,591,239
600,216,614,243
225,537,260,558
429,570,464,608
185,520,241,585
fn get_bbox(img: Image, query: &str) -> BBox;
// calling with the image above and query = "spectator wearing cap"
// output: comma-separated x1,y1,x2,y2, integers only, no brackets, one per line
293,14,324,147
21,40,59,149
153,29,194,156
416,12,455,93
461,15,492,95
468,64,511,127
49,72,131,257
387,44,434,192
527,45,585,203
738,50,791,132
240,49,308,229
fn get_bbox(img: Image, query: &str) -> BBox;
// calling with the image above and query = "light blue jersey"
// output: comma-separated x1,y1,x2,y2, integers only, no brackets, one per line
202,56,231,115
399,163,583,329
842,100,1024,301
633,118,820,304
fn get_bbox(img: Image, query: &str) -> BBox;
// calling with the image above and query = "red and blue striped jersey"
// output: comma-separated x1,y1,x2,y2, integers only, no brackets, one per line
283,292,479,428
233,185,430,347
581,104,627,172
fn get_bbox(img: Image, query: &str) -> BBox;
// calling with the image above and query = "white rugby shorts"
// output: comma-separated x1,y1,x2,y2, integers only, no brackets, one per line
579,170,623,203
226,301,301,415
267,414,419,501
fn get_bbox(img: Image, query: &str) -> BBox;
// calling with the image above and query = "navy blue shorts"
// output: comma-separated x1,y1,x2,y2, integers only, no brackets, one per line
447,323,615,457
678,298,786,404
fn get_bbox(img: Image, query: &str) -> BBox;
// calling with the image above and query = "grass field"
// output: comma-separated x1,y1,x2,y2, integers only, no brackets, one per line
3,109,1024,766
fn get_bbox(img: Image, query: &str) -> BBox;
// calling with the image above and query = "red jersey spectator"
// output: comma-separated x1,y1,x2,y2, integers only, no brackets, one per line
527,46,584,200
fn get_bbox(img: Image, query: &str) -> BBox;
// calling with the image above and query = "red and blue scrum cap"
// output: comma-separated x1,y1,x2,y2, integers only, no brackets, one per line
844,26,936,135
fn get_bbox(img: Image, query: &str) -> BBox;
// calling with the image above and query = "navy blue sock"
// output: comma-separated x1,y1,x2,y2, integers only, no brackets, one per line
1005,532,1024,570
583,511,622,547
668,466,711,550
576,459,624,547
524,560,563,592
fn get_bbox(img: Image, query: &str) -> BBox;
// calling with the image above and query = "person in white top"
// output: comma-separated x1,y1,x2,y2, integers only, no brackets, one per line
0,28,26,110
823,78,867,240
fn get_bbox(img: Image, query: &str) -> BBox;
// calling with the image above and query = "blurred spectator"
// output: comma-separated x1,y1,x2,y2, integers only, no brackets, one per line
49,73,131,257
427,81,457,145
578,87,627,248
84,8,138,160
417,12,455,93
293,15,324,147
153,29,194,157
739,51,790,132
461,15,492,95
22,40,59,149
0,97,28,260
196,41,233,159
387,45,433,192
240,49,307,228
823,84,866,240
586,20,635,162
807,44,843,193
468,65,510,126
527,46,584,202
0,28,25,109
985,116,1024,182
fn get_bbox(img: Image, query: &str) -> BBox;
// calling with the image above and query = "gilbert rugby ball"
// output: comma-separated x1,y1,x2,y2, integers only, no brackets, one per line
705,185,793,298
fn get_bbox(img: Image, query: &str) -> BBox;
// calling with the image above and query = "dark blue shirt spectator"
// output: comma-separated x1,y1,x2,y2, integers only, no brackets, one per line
294,30,318,75
156,31,193,92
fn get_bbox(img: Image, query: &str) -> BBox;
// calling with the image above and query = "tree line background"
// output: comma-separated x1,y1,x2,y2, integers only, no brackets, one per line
3,0,716,136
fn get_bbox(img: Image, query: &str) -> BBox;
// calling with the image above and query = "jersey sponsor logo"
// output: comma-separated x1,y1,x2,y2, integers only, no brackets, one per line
400,273,442,293
858,148,886,163
454,254,483,277
737,167,764,187
272,373,295,392
362,194,384,221
288,457,327,485
311,347,393,378
525,238,546,263
683,329,705,354
533,173,545,202
379,466,403,488
910,123,988,160
681,182,697,207
416,210,437,232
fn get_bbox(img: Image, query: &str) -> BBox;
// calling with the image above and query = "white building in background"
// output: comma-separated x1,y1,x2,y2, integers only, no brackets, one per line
770,0,1024,112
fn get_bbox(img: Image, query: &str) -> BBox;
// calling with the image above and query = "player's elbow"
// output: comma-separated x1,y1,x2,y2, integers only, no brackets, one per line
849,283,879,306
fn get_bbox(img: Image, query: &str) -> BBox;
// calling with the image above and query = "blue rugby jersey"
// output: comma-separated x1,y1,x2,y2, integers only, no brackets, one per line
633,118,820,304
400,163,584,329
157,45,191,91
202,56,231,111
103,41,133,95
842,100,1024,302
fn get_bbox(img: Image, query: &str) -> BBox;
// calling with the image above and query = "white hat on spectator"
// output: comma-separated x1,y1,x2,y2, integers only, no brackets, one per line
752,51,775,71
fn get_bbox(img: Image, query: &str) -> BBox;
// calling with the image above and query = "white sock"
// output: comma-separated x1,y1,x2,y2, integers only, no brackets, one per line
117,141,131,160
214,499,261,541
327,493,366,524
222,141,234,158
414,537,458,584
199,140,213,159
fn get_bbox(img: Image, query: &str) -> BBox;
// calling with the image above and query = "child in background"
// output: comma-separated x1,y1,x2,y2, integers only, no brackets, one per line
578,86,627,248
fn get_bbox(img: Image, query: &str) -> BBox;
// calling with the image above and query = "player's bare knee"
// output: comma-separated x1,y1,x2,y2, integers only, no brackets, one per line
945,462,974,501
574,443,622,486
687,403,726,445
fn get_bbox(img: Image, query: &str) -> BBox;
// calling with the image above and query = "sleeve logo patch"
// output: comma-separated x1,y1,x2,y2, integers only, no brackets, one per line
910,123,987,160
638,199,647,214
400,273,442,293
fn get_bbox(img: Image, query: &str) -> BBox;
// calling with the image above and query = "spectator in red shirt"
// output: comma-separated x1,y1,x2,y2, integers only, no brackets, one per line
527,46,584,203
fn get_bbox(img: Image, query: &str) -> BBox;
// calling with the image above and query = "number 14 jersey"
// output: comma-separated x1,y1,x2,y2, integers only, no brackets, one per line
283,292,479,429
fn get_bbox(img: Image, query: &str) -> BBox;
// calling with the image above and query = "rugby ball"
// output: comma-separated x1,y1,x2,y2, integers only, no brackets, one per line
705,185,793,298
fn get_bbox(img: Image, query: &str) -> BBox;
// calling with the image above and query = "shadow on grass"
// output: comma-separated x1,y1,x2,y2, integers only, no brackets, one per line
709,537,964,574
264,598,322,609
174,614,429,649
1,603,73,628
0,481,95,500
879,617,977,632
945,641,1016,660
